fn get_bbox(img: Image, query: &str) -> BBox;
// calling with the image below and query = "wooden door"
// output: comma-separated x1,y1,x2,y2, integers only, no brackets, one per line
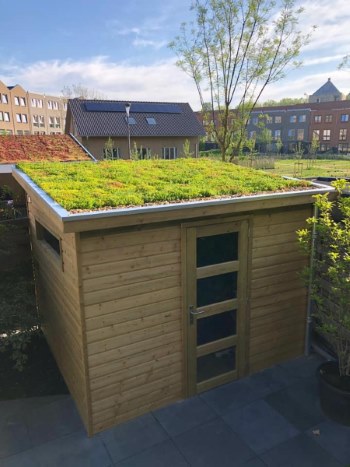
184,219,249,395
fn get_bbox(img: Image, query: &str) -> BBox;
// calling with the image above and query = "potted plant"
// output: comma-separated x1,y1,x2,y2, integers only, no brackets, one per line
298,180,350,425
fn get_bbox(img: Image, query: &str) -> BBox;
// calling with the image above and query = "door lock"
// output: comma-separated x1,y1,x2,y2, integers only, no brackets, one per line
189,305,205,324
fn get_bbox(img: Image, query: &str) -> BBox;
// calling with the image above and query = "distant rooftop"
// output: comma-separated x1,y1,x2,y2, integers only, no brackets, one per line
311,78,342,98
68,99,206,138
0,134,92,164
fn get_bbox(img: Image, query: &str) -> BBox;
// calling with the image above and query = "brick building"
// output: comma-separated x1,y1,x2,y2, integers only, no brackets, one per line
0,80,67,136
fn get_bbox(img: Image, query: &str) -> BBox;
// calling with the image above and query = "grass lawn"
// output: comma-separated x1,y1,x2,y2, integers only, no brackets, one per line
17,159,310,211
269,159,350,179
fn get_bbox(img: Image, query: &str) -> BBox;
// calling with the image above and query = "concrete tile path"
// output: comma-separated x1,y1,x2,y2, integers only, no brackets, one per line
1,353,349,466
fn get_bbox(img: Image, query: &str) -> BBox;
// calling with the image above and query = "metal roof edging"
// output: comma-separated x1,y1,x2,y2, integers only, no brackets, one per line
68,133,97,161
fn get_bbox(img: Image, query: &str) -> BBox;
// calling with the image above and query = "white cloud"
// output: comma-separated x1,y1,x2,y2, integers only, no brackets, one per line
0,56,202,108
132,38,167,50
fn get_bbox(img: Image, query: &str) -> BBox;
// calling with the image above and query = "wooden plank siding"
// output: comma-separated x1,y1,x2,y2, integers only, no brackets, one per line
81,225,184,434
27,203,91,433
248,205,312,373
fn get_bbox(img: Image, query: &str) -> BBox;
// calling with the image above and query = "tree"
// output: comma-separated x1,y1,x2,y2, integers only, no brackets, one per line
170,0,313,161
61,83,106,100
259,97,307,106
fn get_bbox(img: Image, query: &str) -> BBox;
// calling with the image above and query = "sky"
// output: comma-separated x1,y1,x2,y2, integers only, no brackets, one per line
1,0,350,110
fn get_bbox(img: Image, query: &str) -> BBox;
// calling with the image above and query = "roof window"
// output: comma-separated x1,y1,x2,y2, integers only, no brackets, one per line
146,117,156,125
125,116,136,125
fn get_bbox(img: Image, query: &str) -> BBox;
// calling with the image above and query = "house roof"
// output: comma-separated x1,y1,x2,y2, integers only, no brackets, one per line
0,134,92,164
67,99,206,138
311,78,342,97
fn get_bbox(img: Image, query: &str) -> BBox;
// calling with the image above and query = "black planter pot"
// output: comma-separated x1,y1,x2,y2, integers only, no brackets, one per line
318,361,350,426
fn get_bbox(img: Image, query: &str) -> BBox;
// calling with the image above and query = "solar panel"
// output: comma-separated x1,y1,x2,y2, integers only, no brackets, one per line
84,102,181,114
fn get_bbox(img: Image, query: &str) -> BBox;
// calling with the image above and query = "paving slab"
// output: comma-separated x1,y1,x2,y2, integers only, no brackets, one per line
114,439,189,467
260,433,342,467
173,418,255,467
223,399,299,454
307,419,350,465
153,396,216,437
98,413,169,464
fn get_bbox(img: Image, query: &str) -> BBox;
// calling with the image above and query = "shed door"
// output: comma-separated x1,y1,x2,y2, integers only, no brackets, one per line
185,220,249,395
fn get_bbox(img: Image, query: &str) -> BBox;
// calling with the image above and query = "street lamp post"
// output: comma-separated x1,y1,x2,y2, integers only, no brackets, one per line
125,102,131,159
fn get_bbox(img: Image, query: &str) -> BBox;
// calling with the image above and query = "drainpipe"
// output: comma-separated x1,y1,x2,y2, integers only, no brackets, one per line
304,202,318,356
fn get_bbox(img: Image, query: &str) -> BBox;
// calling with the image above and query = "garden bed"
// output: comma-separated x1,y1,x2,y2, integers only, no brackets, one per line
0,331,68,400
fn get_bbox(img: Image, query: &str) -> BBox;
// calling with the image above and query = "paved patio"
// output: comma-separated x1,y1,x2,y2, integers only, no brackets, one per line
1,353,349,467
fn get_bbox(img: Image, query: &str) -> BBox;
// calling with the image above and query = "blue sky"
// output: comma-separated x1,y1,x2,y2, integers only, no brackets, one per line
1,0,350,109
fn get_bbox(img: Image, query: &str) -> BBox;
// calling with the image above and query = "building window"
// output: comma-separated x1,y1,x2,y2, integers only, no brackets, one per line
20,97,26,106
24,131,30,135
53,101,59,110
289,115,297,123
49,116,55,128
338,143,349,153
17,130,23,135
162,147,177,159
138,147,152,159
288,129,295,139
0,112,3,122
339,129,347,141
32,115,39,127
55,117,60,128
63,102,67,110
341,114,349,122
312,129,320,140
314,115,322,123
36,221,61,256
274,116,282,124
31,98,37,107
298,115,306,123
323,129,331,141
266,115,272,124
103,147,120,160
325,115,332,123
274,129,281,139
1,93,8,104
4,112,10,122
14,96,20,106
47,100,53,110
146,117,156,125
16,114,27,123
297,129,304,140
37,99,43,108
39,116,45,127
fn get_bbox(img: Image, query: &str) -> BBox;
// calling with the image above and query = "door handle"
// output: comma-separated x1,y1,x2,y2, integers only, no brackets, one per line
189,305,205,324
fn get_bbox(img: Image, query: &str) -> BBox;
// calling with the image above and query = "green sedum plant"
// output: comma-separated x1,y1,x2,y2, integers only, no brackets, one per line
298,180,350,377
17,159,310,212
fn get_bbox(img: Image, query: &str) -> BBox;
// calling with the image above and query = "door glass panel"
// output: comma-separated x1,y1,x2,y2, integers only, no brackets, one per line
197,232,238,267
197,310,237,346
197,347,236,383
197,272,237,307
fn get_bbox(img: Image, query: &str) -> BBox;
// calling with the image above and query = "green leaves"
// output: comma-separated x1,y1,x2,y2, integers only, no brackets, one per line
18,159,309,211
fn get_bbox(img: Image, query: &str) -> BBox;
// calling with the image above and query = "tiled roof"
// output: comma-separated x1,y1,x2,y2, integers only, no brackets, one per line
0,134,92,164
68,99,206,138
312,79,342,97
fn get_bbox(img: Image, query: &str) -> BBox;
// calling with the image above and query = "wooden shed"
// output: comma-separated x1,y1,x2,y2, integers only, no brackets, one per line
12,160,331,436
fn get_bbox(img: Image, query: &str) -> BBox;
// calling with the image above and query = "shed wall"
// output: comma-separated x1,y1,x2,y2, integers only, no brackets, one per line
80,225,183,433
81,204,310,434
249,206,311,372
27,200,91,431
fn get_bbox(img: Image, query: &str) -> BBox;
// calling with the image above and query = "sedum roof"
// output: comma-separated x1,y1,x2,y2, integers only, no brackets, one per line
0,135,92,164
17,159,310,212
68,99,206,138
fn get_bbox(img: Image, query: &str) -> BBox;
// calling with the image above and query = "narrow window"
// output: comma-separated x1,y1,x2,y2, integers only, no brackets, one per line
36,221,61,256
